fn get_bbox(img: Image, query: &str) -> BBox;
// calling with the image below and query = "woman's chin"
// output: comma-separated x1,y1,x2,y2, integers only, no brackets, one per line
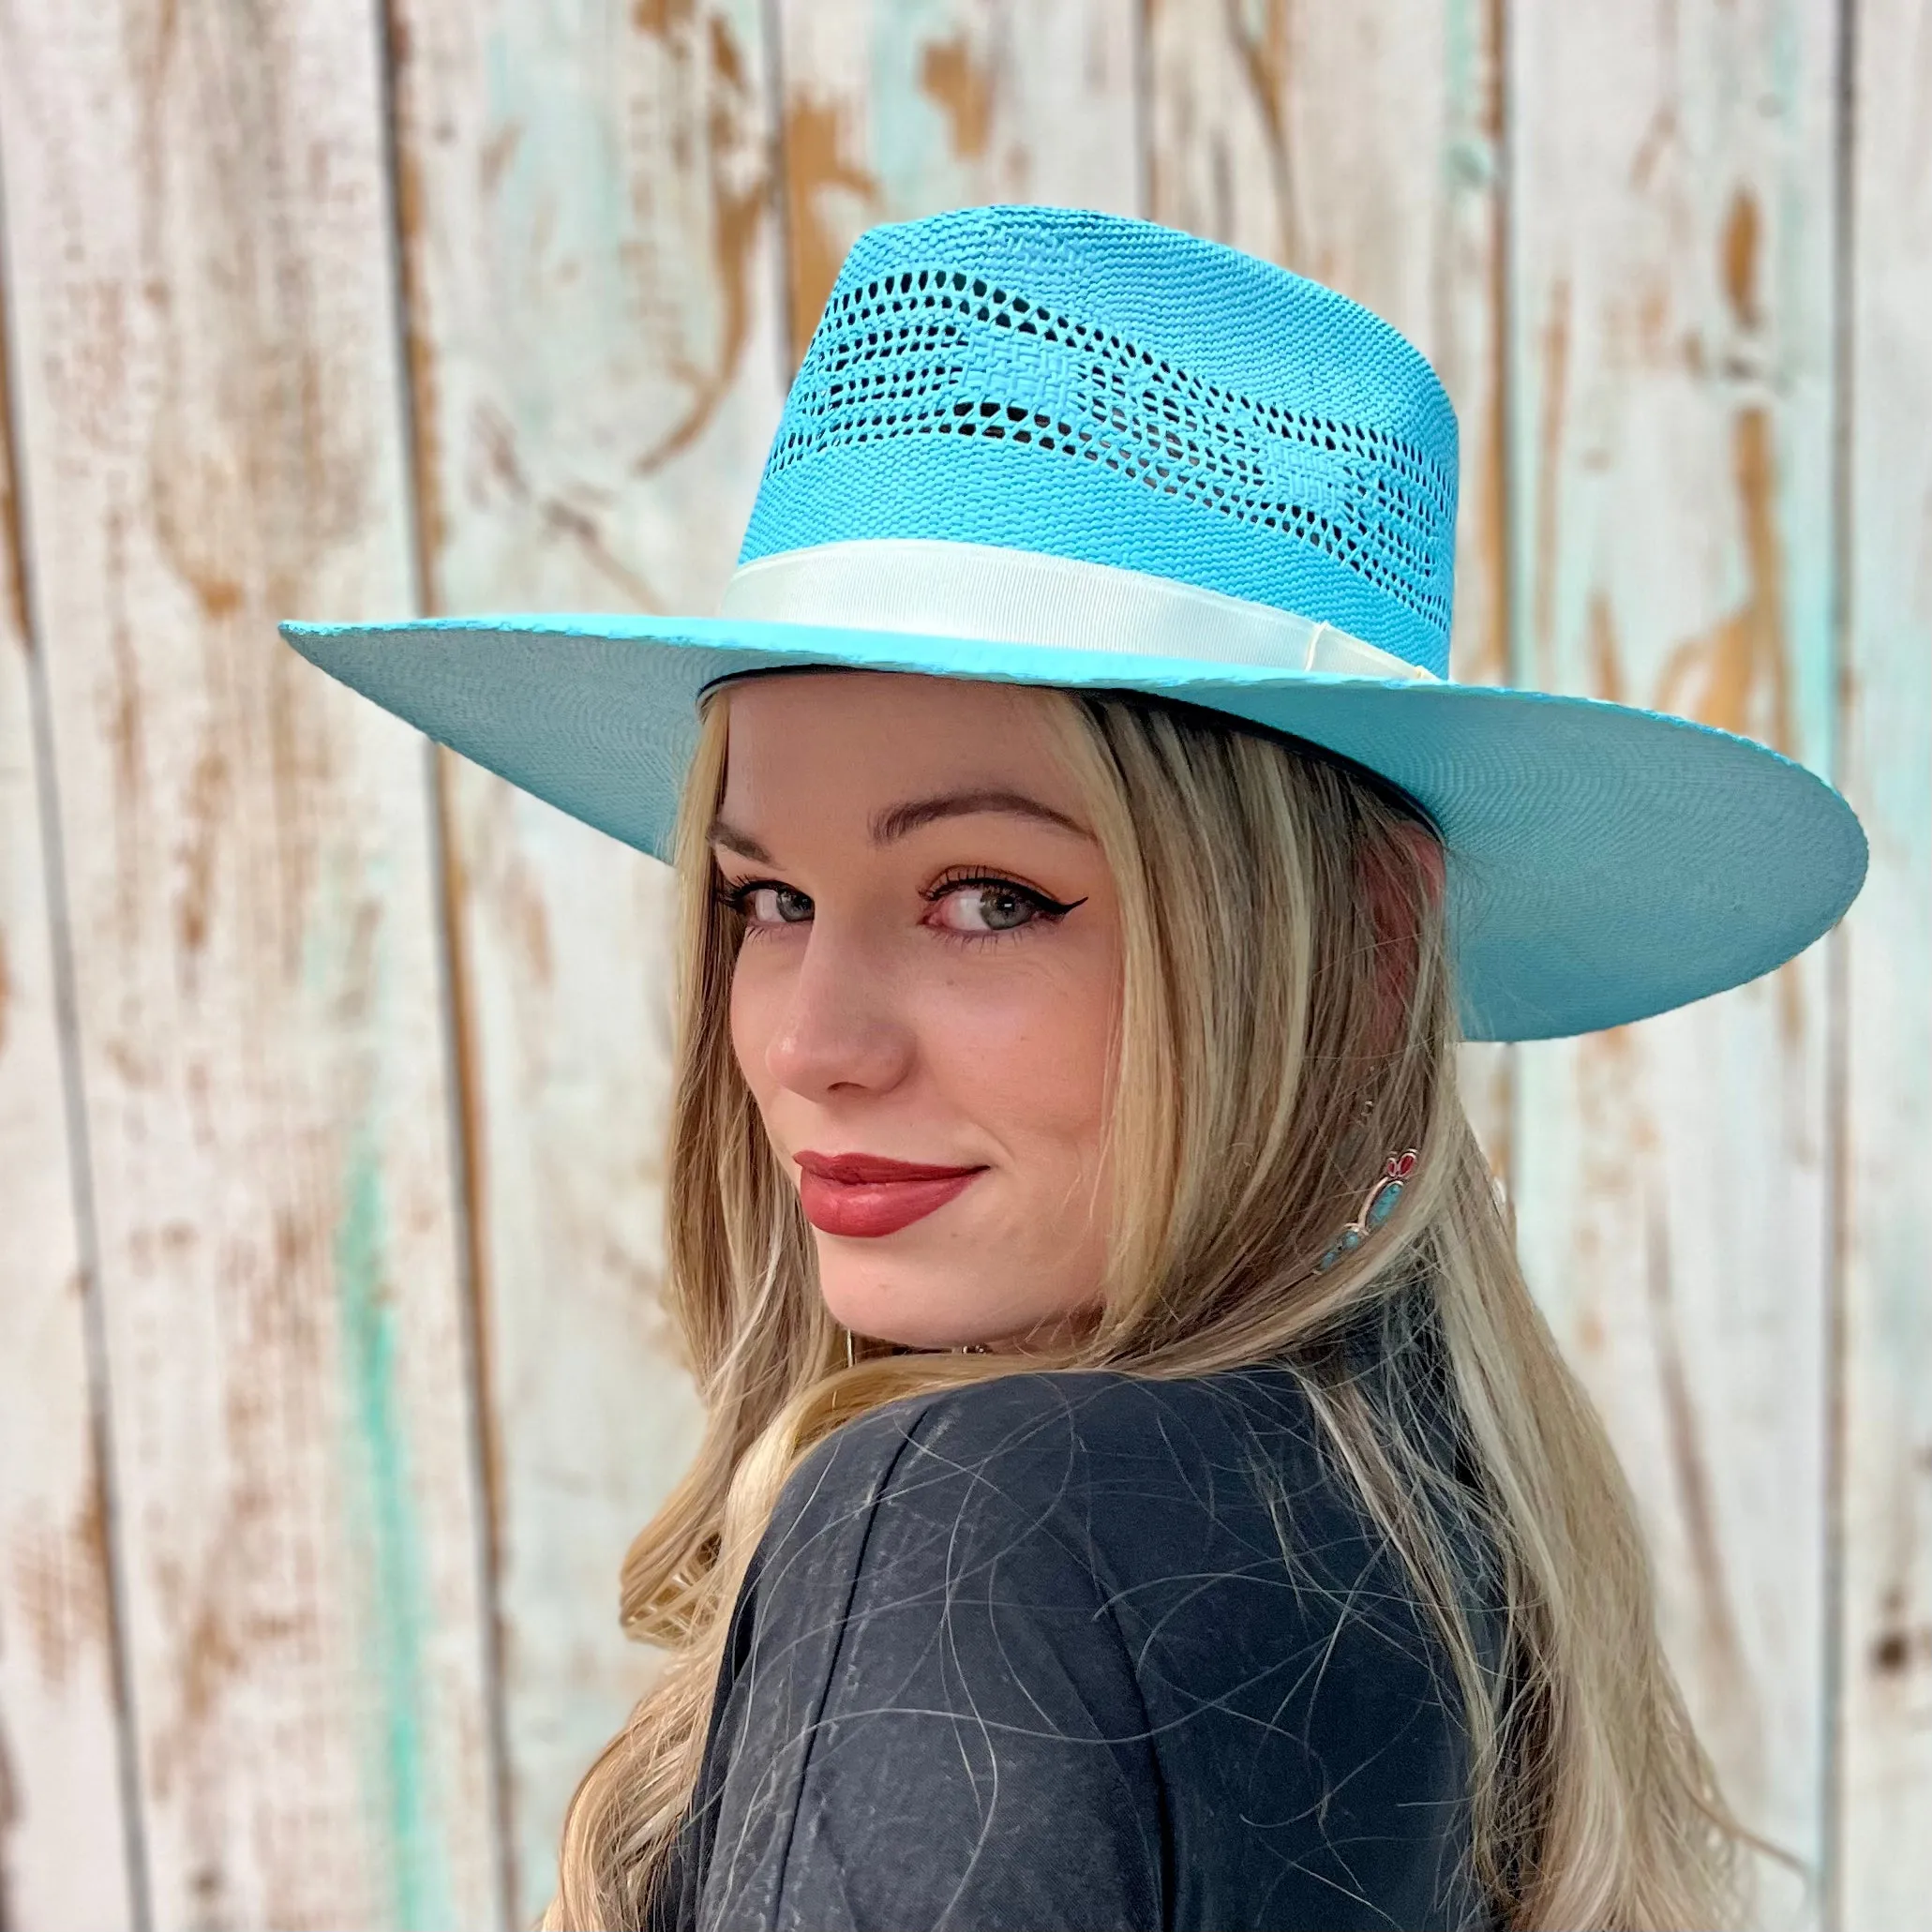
817,1264,1097,1355
819,1279,1013,1353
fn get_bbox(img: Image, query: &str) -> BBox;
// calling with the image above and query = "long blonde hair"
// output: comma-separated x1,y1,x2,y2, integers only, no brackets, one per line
546,681,1750,1930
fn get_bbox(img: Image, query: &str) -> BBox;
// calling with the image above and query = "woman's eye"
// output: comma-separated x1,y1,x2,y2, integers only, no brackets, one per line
930,880,1058,935
732,883,813,926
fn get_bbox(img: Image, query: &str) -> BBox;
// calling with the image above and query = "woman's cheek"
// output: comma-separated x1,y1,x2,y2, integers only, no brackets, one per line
921,952,1114,1143
727,948,782,1105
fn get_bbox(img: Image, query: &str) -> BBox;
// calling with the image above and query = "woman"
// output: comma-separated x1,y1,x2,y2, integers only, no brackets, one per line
287,207,1865,1929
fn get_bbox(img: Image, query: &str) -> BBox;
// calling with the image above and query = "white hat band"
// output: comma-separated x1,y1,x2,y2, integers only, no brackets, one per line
720,539,1439,684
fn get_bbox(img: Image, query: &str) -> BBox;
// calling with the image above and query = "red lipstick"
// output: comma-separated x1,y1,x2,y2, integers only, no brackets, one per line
794,1149,986,1238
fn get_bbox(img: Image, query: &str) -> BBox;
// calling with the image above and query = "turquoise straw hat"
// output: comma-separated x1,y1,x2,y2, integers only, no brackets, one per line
285,205,1865,1042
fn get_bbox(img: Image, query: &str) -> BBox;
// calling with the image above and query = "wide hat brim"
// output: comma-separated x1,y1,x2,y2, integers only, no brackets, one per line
280,611,1865,1043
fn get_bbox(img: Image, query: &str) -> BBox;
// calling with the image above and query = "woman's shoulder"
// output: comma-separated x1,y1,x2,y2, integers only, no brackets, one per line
787,1358,1307,1485
709,1363,1490,1932
762,1361,1363,1599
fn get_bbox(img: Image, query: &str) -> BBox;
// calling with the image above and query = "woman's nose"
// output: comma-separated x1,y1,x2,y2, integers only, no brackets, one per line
761,917,915,1101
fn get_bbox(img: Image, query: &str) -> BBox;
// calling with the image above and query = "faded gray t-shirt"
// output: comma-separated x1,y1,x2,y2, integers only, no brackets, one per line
651,1364,1500,1932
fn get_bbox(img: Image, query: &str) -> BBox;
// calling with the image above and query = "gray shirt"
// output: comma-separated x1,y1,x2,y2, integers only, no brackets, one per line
652,1362,1501,1931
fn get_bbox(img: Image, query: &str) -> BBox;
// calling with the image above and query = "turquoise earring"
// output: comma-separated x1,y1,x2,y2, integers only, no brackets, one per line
1316,1148,1419,1273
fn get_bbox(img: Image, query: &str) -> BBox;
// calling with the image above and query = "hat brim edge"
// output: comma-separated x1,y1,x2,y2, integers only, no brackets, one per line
279,613,1868,1044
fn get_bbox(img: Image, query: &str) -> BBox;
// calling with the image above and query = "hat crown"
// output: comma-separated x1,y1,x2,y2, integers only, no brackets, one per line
741,206,1460,679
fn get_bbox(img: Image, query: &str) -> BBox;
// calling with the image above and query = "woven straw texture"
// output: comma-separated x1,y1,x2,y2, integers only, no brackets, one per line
745,208,1459,678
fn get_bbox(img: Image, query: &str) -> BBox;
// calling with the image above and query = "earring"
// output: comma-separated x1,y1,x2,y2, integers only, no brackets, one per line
1316,1148,1418,1272
844,1329,856,1370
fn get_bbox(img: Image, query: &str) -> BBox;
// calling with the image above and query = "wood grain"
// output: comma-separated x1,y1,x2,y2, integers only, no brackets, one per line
1835,0,1932,1917
0,4,1921,1921
385,0,786,1917
0,184,138,1932
1142,0,1516,1169
774,0,1141,361
0,3,502,1924
1507,5,1840,1921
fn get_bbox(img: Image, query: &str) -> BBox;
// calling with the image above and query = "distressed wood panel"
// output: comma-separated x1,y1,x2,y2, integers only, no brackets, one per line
386,0,785,1917
774,0,1141,361
0,4,502,1925
0,210,137,1932
1835,0,1932,1918
1143,0,1515,1166
1508,6,1838,1921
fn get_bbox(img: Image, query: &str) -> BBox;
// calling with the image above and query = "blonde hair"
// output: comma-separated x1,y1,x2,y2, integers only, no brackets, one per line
546,681,1751,1930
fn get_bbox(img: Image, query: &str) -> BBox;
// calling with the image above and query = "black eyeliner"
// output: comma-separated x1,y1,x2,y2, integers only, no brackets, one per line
713,875,795,914
922,869,1087,917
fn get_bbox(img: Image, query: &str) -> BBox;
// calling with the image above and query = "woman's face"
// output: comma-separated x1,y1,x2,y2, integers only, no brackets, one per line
713,671,1122,1352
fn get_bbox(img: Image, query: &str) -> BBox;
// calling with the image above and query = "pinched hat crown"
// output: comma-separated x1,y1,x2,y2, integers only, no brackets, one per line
741,206,1459,680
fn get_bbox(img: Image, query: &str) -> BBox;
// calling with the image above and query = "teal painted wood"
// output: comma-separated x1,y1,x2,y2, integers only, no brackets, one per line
1508,4,1840,1922
4,6,1919,1924
775,0,1141,361
384,1,786,1918
0,199,138,1932
1836,0,1932,1916
0,3,502,1924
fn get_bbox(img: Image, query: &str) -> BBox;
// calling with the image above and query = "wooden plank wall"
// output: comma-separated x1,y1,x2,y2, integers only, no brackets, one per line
0,4,1924,1927
1509,8,1840,1923
1838,1,1932,1925
0,3,503,1925
0,114,139,1932
383,2,784,1918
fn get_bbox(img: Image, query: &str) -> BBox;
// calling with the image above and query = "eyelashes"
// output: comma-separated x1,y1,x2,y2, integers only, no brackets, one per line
924,869,1087,936
712,867,1086,941
713,876,812,927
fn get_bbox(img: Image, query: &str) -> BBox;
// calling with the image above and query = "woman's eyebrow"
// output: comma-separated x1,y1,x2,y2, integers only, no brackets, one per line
870,789,1092,845
708,788,1090,861
708,819,773,862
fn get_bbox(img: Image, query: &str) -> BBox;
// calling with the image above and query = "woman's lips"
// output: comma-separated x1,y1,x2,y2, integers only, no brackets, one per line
794,1150,987,1239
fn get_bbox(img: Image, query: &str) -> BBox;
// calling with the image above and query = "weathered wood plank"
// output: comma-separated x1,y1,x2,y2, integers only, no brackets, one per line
1142,0,1516,1165
774,0,1141,361
0,5,502,1925
385,0,786,1917
1835,0,1932,1918
0,194,138,1932
1146,0,1500,435
1508,6,1839,1921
